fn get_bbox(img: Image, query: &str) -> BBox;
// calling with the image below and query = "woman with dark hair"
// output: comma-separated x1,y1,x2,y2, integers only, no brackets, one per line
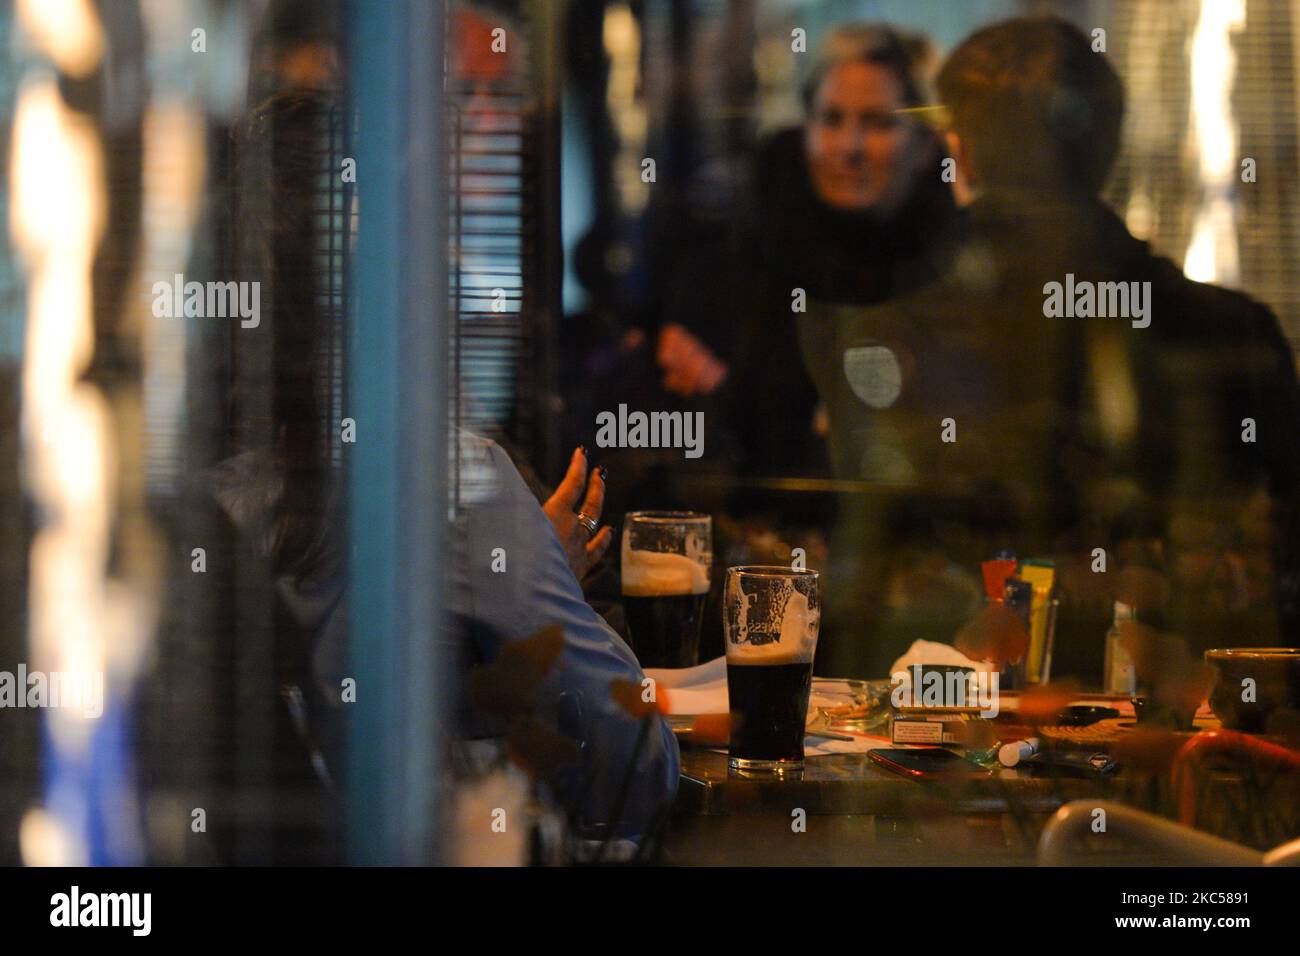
663,22,958,479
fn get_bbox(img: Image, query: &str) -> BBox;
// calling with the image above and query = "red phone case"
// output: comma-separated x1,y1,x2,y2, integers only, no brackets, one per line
868,748,987,779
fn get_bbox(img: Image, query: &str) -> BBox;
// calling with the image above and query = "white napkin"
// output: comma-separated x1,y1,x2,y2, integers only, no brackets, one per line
888,639,994,684
645,656,728,715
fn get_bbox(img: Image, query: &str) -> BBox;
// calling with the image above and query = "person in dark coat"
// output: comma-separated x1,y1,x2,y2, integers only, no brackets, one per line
662,23,958,480
800,17,1300,681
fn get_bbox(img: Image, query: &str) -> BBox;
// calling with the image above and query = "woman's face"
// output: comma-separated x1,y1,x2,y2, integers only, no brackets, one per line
804,60,922,213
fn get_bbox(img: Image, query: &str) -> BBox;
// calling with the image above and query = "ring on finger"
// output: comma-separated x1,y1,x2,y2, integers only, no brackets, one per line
576,511,599,538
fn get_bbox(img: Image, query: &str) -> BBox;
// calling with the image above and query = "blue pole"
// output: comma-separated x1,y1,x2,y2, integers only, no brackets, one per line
347,0,448,865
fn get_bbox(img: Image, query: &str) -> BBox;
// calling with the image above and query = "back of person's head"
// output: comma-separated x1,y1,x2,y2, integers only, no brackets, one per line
249,0,341,101
936,16,1124,195
802,22,932,112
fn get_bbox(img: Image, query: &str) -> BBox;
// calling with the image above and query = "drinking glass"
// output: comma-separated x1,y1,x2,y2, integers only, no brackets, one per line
723,565,820,773
620,511,711,668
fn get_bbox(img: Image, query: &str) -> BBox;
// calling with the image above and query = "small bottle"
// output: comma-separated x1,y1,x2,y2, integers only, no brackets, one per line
1103,601,1136,696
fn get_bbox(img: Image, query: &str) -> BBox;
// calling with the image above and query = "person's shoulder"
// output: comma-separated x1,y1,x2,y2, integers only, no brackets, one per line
1146,253,1287,345
453,430,530,510
1130,253,1300,405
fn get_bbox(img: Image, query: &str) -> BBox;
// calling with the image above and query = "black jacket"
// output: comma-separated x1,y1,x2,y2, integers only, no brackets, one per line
669,127,957,478
800,187,1300,676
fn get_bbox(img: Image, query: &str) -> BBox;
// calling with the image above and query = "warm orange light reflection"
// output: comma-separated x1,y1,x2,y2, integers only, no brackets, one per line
10,80,110,761
1183,0,1244,284
16,0,105,79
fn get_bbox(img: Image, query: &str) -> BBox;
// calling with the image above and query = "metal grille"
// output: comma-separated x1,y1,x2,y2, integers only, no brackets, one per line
446,0,562,504
1104,0,1300,358
314,104,355,470
448,89,530,439
1235,0,1300,355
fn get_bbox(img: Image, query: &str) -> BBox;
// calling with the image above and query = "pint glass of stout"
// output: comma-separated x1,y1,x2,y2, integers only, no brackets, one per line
724,566,820,773
621,511,712,669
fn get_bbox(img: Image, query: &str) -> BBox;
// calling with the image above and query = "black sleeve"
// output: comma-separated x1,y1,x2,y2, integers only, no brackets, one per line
1245,302,1300,631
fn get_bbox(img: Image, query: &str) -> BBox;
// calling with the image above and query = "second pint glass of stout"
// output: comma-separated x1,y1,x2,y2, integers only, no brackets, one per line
724,566,820,773
621,512,711,669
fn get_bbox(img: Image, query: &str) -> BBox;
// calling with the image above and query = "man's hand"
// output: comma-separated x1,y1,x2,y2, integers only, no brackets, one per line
543,446,613,581
656,323,728,397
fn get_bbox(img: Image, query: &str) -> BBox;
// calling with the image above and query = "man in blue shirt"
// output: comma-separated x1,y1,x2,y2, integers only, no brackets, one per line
451,432,680,847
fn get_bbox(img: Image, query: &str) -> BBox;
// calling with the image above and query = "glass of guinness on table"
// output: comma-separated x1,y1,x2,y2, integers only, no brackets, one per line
724,566,820,774
620,511,712,669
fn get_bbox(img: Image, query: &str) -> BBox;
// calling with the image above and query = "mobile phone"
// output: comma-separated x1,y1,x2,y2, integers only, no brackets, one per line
867,747,991,779
1017,751,1119,779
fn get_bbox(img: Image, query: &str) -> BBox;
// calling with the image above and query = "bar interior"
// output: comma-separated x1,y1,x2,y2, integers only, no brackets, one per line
1,0,1299,871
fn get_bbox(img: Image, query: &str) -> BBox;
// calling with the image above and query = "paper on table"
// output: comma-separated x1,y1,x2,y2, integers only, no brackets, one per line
889,639,994,678
645,655,726,690
644,656,728,715
805,733,895,756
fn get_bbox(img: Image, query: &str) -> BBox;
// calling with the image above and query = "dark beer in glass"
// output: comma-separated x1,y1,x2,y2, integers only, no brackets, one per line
724,566,820,773
621,512,711,669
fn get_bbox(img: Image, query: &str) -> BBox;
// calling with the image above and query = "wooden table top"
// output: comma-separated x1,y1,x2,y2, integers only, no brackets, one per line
676,746,1107,817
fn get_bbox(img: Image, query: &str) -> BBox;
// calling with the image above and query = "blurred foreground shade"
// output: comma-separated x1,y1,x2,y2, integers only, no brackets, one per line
11,72,151,864
19,807,84,867
1182,0,1244,284
16,0,104,80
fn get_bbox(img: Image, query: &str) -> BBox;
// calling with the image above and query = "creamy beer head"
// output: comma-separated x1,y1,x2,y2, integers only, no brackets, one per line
620,511,712,668
621,547,710,596
620,511,711,595
724,566,820,664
